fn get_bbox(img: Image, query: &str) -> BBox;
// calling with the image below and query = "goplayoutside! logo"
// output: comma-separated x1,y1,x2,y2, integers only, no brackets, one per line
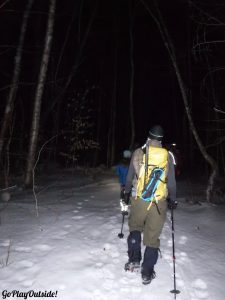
1,290,58,299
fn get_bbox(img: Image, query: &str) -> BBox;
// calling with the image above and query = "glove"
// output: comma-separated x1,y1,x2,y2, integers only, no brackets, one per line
120,199,129,215
167,198,178,210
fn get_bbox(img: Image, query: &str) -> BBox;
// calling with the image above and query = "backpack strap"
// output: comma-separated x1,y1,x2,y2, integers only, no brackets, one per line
147,201,161,214
144,143,149,187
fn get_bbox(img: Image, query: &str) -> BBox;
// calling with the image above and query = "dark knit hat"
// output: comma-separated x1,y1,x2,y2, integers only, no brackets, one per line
149,125,164,141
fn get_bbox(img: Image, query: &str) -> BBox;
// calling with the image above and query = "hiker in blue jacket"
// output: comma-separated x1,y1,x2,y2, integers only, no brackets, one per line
116,150,131,198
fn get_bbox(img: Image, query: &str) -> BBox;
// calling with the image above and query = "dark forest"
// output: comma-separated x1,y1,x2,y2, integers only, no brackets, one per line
0,0,225,199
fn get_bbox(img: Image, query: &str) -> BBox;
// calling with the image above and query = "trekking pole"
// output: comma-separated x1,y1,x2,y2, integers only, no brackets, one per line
118,211,128,239
170,205,180,298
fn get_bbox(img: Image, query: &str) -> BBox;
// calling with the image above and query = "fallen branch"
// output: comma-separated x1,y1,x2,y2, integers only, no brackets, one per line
32,134,58,219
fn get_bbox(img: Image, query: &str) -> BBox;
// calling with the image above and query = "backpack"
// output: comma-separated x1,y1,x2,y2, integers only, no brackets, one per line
136,146,169,202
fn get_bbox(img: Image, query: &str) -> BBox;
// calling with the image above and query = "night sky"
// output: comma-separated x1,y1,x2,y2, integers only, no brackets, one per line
0,0,224,172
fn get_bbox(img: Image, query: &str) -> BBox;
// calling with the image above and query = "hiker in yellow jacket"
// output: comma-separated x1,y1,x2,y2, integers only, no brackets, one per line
123,125,177,285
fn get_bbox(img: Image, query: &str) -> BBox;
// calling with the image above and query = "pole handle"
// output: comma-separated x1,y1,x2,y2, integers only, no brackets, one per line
170,289,180,294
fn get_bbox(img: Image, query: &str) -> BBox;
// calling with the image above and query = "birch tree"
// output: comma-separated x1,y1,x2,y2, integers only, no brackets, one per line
24,0,56,186
0,0,34,161
140,0,218,202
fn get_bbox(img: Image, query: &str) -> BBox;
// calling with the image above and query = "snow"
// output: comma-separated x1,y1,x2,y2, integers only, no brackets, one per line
1,169,225,300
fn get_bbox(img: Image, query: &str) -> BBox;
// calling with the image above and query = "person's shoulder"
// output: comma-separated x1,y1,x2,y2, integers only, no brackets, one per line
133,147,143,156
132,148,144,162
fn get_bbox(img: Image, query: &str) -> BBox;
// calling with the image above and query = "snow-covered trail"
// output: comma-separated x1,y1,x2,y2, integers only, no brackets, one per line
0,175,225,300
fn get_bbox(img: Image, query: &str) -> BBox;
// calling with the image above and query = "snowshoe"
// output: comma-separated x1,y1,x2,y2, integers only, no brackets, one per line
142,270,156,285
124,261,140,272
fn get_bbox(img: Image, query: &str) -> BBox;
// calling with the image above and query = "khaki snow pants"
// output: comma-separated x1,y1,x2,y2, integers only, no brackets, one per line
128,196,167,248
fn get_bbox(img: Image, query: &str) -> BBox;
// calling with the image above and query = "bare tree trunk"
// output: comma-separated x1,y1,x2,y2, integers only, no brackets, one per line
205,55,225,174
55,1,81,82
129,2,135,150
24,0,56,187
107,21,118,168
0,0,11,10
60,1,98,93
93,89,103,167
187,13,194,170
140,0,218,202
110,61,117,167
0,0,34,160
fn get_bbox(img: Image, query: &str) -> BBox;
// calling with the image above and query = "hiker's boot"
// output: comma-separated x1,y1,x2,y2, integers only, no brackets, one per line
141,268,156,285
124,261,140,272
141,246,158,284
125,231,142,272
125,249,141,272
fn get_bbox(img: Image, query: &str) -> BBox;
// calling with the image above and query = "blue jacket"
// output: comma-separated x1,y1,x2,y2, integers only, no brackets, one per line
116,164,129,186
